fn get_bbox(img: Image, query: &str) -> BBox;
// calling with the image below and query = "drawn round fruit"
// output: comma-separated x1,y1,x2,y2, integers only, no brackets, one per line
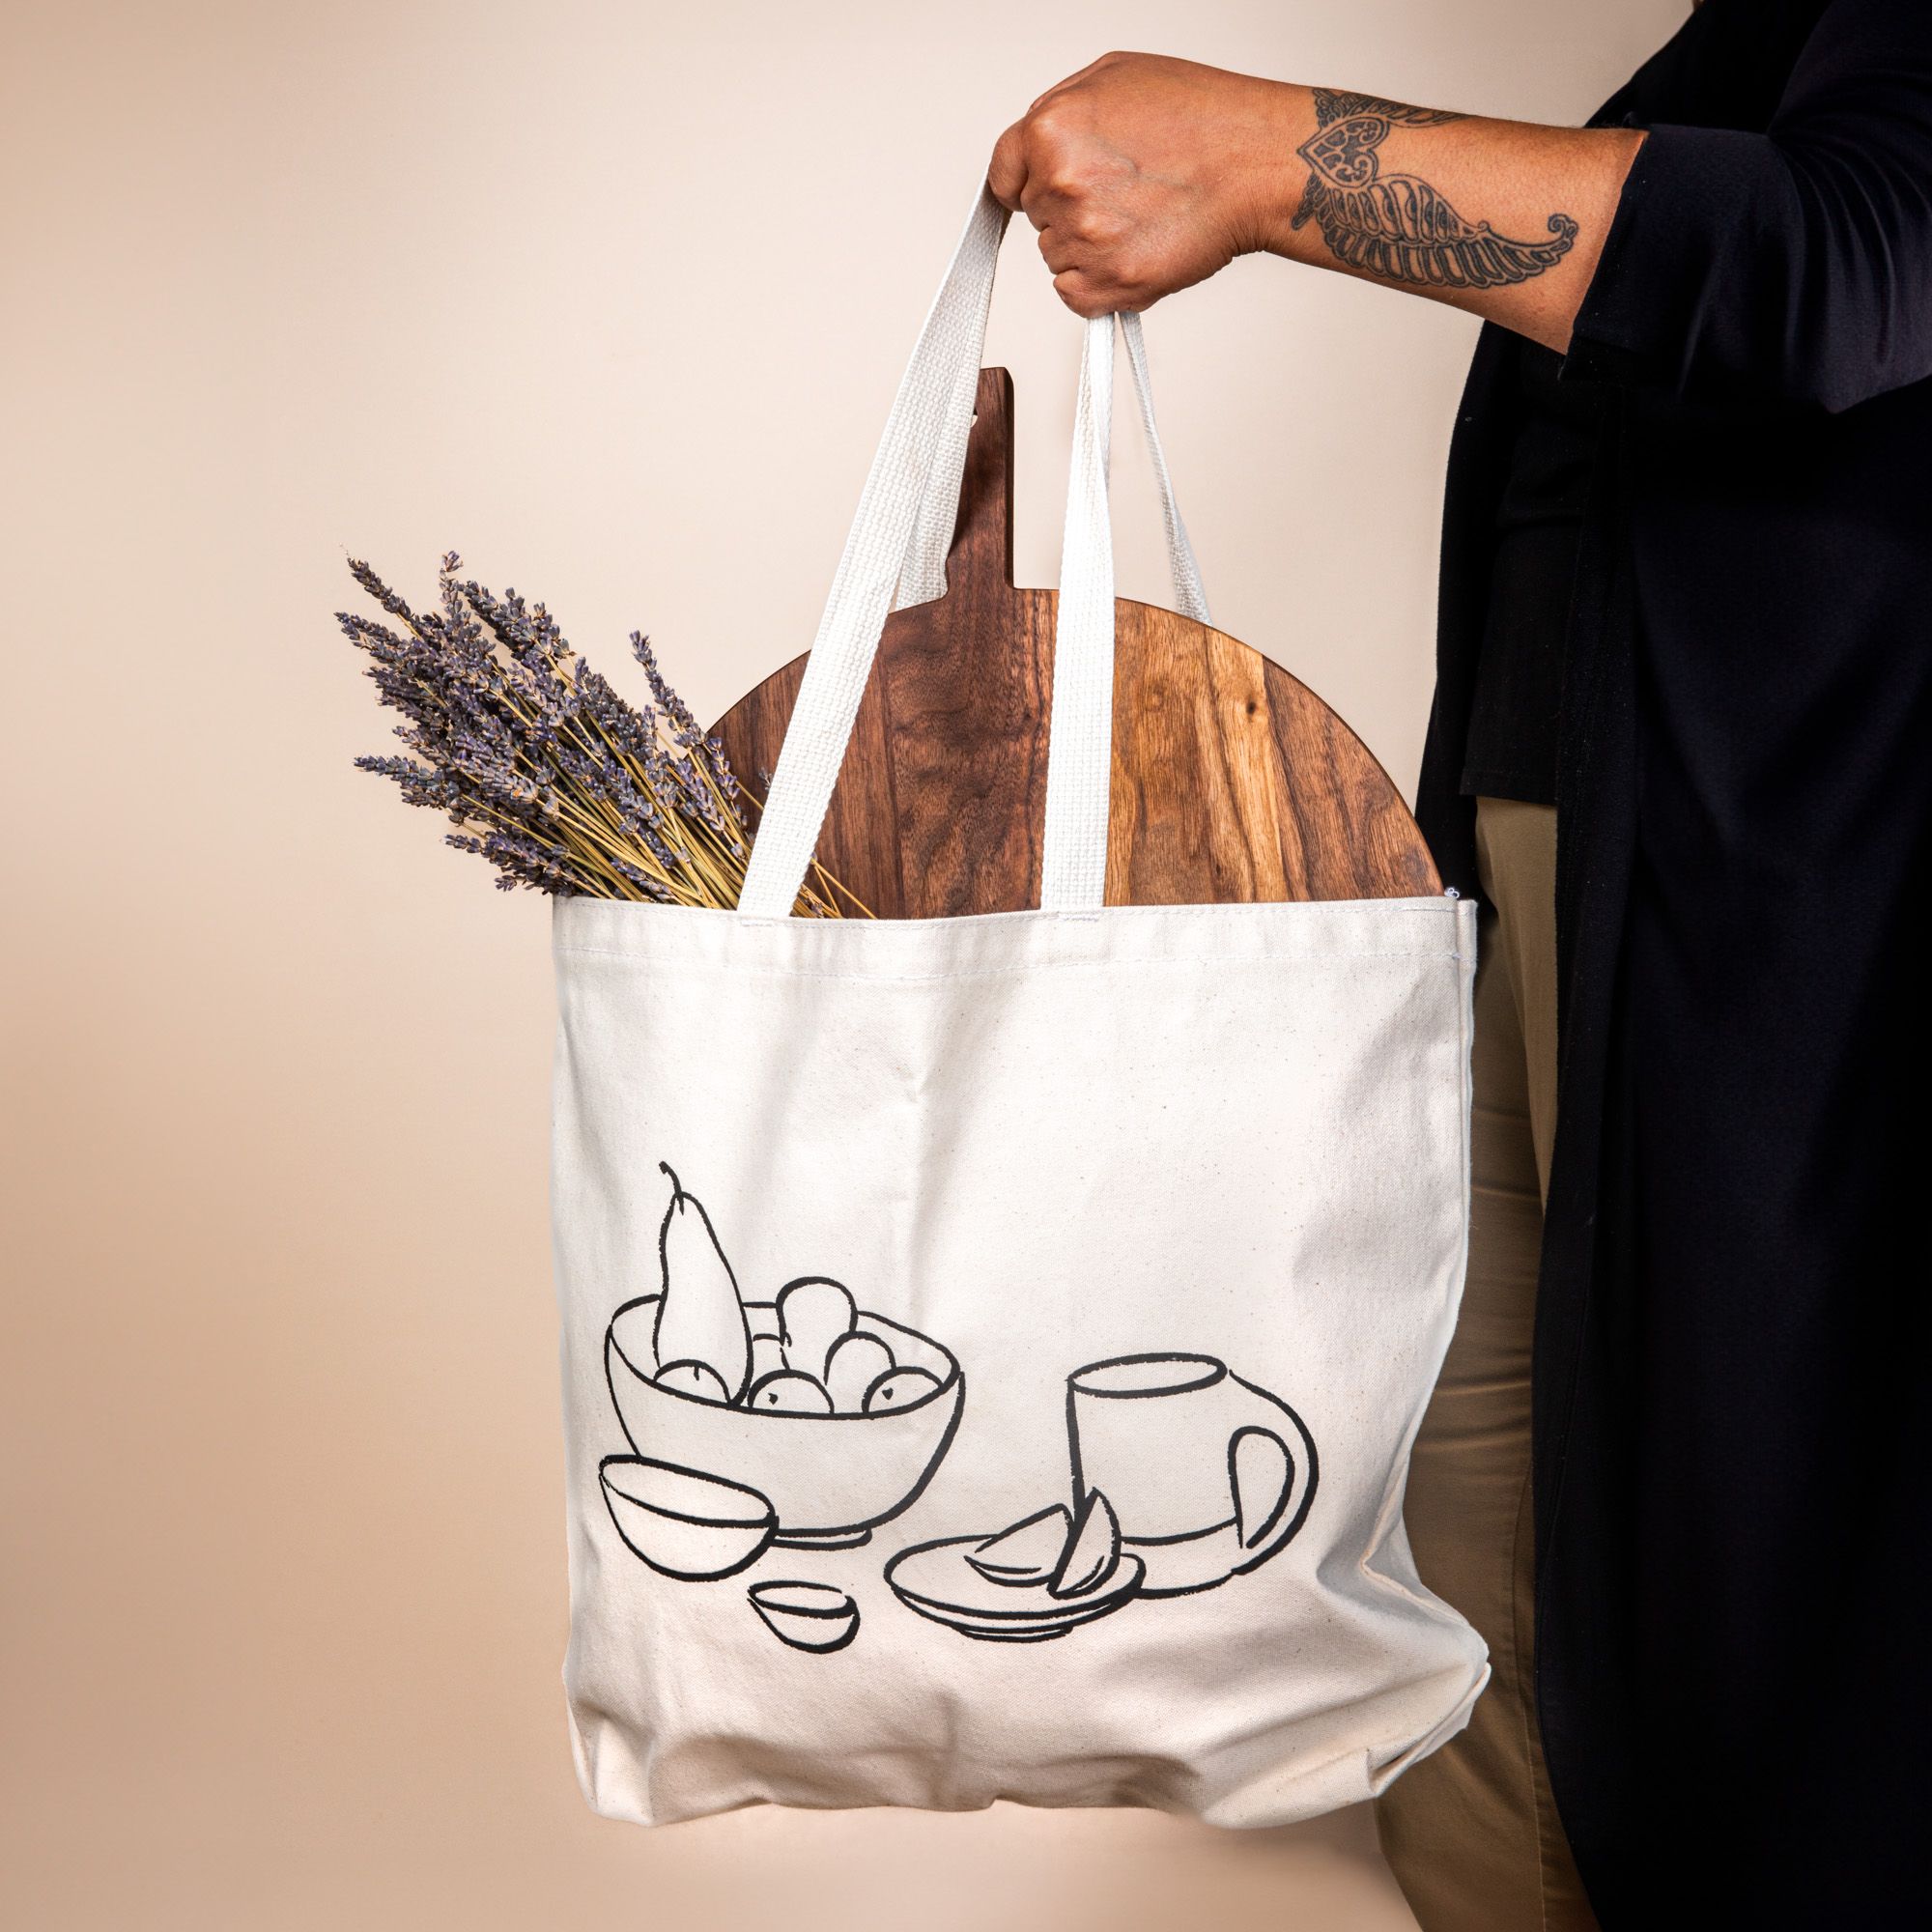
863,1365,943,1413
776,1276,858,1379
653,1359,731,1405
748,1333,788,1385
824,1332,895,1413
748,1578,861,1653
599,1455,776,1579
747,1370,836,1414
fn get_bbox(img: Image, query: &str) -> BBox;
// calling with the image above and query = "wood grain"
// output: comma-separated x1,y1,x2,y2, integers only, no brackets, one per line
713,367,1438,918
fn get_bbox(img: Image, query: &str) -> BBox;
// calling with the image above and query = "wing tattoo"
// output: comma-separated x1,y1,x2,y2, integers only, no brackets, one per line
1310,88,1466,131
1293,95,1577,292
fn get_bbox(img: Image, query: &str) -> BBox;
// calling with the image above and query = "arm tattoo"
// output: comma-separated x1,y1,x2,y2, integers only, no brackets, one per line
1292,87,1578,290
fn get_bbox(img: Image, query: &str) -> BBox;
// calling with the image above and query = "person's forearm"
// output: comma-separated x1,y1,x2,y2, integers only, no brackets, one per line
990,56,1646,354
1264,85,1642,351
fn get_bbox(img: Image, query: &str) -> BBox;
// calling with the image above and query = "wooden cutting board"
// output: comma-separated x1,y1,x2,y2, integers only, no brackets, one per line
711,368,1437,919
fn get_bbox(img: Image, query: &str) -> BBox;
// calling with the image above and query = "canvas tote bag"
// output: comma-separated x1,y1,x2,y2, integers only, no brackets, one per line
550,185,1487,1830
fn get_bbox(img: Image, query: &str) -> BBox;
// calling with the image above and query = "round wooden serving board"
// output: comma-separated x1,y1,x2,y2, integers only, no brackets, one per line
712,368,1437,919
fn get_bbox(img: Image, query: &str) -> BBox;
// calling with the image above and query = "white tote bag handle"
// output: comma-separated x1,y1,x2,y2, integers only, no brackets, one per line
737,185,1210,920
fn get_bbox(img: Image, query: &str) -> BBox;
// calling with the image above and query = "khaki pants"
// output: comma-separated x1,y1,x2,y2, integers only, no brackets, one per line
1375,798,1596,1932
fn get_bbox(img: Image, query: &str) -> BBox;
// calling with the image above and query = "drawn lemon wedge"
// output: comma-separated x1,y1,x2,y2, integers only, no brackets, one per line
1048,1489,1123,1601
966,1504,1073,1587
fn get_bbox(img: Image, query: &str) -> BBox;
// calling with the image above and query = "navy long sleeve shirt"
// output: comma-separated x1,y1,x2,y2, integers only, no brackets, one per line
1414,3,1932,1919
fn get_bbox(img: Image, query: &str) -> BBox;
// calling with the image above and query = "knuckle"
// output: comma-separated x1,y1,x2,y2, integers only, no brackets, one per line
1111,250,1170,301
1041,236,1086,275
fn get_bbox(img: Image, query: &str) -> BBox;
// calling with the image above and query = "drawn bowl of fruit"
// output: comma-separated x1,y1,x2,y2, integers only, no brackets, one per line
884,1489,1145,1640
603,1168,964,1550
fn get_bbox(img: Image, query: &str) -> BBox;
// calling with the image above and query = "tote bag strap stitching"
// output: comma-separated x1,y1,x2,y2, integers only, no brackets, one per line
1120,310,1210,629
1041,314,1211,913
1037,313,1115,914
737,183,1210,921
734,188,1008,921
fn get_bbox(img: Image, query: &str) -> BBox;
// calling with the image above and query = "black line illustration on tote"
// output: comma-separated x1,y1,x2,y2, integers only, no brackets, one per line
1066,1352,1318,1598
602,1164,964,1573
887,1487,1148,1642
598,1453,776,1581
748,1579,862,1653
885,1350,1318,1639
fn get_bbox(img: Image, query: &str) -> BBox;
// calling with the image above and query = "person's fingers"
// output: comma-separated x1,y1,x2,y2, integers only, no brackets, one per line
1011,106,1091,225
1027,49,1122,113
1049,250,1163,319
1051,269,1119,320
1022,53,1105,120
987,121,1029,213
1037,228,1085,275
995,115,1079,230
992,52,1184,317
1043,234,1122,313
1050,202,1125,252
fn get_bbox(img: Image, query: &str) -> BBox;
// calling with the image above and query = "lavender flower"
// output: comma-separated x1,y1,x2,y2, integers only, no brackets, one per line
337,555,863,915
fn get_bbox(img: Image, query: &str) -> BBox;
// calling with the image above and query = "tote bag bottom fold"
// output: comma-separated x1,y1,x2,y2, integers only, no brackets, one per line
563,1645,1492,1831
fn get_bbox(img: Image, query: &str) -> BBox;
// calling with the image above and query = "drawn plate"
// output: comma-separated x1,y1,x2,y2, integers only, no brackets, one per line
885,1535,1145,1642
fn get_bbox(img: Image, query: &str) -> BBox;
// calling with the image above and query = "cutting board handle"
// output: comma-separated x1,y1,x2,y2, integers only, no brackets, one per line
948,368,1016,593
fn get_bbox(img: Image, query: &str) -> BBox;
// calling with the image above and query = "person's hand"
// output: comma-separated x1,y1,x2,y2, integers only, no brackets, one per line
988,51,1299,317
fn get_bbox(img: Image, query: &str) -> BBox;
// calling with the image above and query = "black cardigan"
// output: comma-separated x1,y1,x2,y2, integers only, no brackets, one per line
1412,2,1932,1919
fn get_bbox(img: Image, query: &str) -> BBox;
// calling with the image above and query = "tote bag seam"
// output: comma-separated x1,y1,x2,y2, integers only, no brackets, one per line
556,897,1463,939
552,947,1469,987
1349,939,1477,1618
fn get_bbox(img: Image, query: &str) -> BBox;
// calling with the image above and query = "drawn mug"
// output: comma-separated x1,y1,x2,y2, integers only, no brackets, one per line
1065,1352,1320,1597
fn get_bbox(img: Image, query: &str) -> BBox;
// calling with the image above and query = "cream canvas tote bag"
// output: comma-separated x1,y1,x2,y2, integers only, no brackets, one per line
549,185,1487,1830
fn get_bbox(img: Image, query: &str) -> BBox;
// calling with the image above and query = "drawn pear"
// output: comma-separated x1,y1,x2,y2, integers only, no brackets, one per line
1048,1490,1122,1600
649,1164,751,1404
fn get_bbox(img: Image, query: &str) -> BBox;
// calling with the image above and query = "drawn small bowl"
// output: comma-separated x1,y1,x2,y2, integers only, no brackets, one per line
599,1455,776,1580
748,1578,861,1653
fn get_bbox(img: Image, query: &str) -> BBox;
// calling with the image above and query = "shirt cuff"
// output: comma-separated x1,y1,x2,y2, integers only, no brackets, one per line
1559,121,1776,395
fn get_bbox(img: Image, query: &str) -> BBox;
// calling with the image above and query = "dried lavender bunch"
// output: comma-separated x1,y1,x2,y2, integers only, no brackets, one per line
338,553,866,914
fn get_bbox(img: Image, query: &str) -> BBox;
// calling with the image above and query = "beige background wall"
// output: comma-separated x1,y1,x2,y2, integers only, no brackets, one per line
2,3,1679,1927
